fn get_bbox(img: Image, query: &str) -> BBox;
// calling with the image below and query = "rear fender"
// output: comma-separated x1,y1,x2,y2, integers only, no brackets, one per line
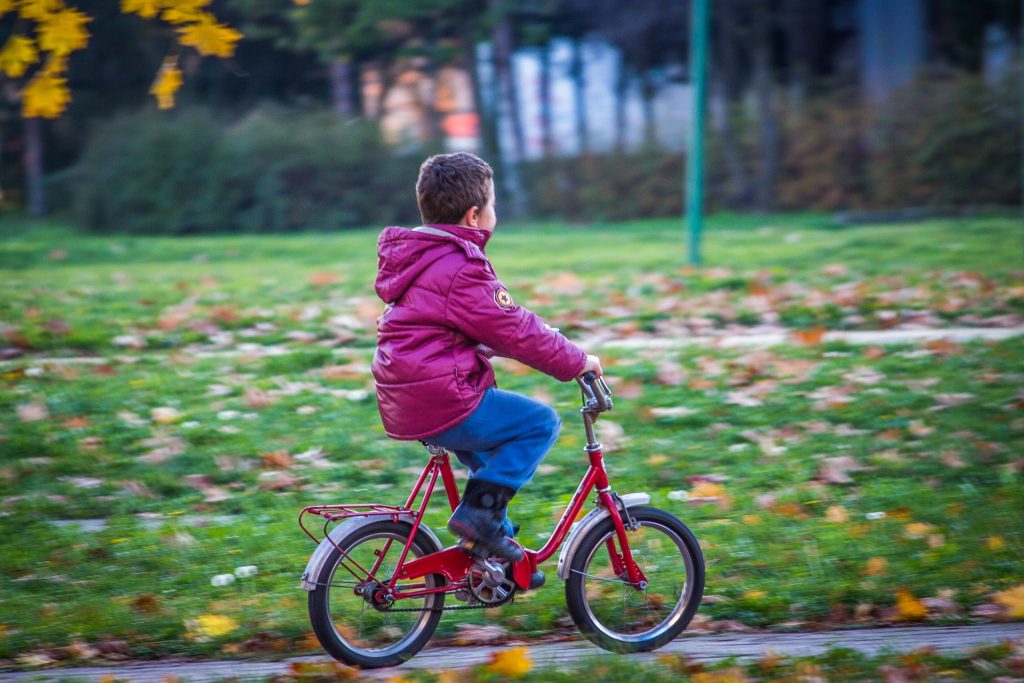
298,514,442,591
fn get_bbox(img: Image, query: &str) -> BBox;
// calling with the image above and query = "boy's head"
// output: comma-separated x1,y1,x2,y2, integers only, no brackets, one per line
416,153,496,231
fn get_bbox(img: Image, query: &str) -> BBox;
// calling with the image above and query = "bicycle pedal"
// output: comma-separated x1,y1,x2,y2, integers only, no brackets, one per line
457,538,490,559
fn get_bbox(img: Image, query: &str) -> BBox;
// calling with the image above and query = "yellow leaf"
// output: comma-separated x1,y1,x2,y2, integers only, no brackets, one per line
0,35,37,77
22,69,70,118
741,514,761,525
986,536,1005,550
193,613,238,638
994,583,1024,618
646,454,668,466
895,589,927,620
162,7,203,24
692,668,752,683
0,0,15,16
177,16,243,58
150,58,183,109
165,0,212,11
486,646,532,678
18,0,60,20
37,8,91,56
121,0,161,18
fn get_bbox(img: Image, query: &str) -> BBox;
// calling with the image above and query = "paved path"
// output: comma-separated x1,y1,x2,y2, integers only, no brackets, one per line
601,326,1024,349
2,327,1021,370
4,623,1023,682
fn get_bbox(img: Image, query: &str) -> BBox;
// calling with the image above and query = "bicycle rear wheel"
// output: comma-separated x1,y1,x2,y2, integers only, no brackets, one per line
565,506,704,652
308,520,445,668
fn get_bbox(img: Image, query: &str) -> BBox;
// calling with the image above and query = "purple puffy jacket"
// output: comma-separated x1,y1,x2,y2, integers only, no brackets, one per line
371,224,587,440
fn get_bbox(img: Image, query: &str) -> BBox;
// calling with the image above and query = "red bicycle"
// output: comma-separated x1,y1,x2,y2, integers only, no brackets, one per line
298,373,705,668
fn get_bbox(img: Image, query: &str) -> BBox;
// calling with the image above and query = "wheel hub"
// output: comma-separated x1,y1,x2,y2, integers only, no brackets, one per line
358,581,395,612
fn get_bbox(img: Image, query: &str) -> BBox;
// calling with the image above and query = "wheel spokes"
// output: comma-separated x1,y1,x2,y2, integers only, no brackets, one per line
326,532,437,654
581,522,693,639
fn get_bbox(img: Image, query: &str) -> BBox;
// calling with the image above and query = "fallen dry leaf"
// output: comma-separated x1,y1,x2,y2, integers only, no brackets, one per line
453,623,506,645
791,326,826,346
16,400,49,422
894,589,927,621
308,272,342,287
655,360,687,386
817,455,868,484
151,407,181,424
260,450,294,469
243,389,275,409
994,583,1024,618
904,522,936,539
825,505,850,523
865,557,888,576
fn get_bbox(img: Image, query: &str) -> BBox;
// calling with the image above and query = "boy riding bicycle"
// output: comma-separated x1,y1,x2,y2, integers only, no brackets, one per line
371,152,601,564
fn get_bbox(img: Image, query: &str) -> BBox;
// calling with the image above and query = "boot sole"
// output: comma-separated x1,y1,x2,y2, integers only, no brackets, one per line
449,521,525,563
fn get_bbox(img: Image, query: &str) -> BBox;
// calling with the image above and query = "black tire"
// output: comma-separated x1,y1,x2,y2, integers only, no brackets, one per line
565,506,704,652
308,520,445,668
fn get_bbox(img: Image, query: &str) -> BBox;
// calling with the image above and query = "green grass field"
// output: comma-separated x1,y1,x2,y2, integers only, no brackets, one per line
0,214,1022,667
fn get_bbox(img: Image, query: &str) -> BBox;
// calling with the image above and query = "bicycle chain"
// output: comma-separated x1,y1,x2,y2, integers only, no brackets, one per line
383,591,515,613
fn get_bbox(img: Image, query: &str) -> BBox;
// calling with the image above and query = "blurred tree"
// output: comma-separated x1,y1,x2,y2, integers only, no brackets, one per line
752,0,780,211
712,0,752,206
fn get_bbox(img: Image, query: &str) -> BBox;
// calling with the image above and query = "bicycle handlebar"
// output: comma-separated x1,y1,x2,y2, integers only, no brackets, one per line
577,371,613,413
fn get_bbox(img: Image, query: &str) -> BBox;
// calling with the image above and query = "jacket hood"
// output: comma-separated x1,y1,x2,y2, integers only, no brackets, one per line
374,225,491,303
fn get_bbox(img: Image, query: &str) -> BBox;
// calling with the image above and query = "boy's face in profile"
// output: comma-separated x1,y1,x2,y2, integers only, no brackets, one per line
471,179,497,232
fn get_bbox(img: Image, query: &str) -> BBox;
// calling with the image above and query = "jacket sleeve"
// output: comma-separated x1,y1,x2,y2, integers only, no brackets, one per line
445,261,588,382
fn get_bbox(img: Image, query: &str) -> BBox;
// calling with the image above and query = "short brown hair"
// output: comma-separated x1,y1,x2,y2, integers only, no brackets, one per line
416,153,493,225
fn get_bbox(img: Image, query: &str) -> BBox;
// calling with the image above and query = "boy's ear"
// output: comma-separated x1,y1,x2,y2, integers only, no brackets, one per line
460,205,480,227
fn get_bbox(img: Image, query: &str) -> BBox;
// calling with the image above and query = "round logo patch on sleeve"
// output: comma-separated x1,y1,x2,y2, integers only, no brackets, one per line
494,286,515,310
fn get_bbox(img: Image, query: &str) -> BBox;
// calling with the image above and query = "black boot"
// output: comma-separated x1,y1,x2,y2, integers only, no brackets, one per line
448,479,525,563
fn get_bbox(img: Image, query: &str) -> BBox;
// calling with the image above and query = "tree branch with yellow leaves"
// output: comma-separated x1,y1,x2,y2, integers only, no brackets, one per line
0,0,243,118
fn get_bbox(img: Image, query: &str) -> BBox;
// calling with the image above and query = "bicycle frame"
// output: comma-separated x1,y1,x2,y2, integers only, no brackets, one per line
298,406,648,601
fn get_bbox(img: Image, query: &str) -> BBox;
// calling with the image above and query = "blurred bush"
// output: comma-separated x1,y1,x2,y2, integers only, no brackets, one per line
522,150,684,222
71,106,424,233
68,73,1018,232
867,72,1020,209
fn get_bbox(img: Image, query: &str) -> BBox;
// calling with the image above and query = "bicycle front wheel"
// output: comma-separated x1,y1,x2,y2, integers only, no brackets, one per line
308,520,445,668
565,506,704,652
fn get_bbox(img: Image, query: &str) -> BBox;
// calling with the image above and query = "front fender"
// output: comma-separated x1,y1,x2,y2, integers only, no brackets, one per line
555,492,650,581
298,514,442,591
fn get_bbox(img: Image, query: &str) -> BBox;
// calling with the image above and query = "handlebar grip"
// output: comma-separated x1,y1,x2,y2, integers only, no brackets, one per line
577,371,611,411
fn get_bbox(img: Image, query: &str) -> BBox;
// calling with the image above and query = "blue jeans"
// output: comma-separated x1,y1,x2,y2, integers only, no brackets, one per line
424,388,561,533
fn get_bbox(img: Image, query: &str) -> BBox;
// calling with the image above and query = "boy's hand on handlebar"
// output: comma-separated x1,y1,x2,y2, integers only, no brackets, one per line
579,355,603,378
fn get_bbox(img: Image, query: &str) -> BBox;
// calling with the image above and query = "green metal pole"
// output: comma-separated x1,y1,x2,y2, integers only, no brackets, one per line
686,0,709,266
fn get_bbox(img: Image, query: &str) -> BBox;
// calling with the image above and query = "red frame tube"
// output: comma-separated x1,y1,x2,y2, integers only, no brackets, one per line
301,442,649,598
